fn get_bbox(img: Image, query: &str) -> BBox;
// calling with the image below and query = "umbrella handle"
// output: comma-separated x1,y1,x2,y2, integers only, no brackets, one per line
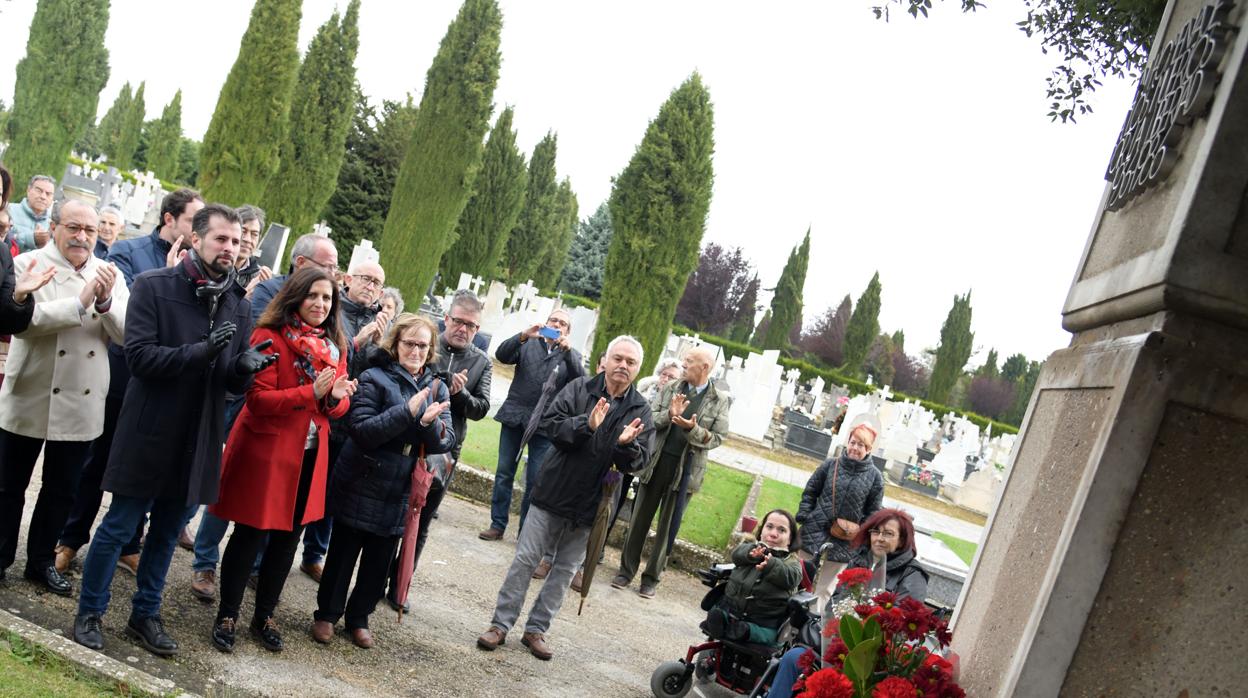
578,597,585,616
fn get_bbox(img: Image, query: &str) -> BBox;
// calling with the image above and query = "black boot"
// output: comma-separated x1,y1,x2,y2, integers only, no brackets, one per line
73,612,105,650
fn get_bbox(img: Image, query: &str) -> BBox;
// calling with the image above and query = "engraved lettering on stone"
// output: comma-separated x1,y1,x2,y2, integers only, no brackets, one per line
1104,0,1238,211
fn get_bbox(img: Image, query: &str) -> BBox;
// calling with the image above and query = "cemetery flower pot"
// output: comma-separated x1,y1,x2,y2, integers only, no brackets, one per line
902,464,942,498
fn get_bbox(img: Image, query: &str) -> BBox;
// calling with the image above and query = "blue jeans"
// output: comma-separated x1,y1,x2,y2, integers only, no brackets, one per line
490,424,552,533
767,647,808,698
78,494,196,619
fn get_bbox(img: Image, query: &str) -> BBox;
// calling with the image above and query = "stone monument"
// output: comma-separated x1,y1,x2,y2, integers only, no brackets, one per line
951,0,1248,694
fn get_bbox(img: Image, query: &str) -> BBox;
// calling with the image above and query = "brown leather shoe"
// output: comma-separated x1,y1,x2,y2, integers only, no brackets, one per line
349,627,373,649
311,620,334,644
521,631,553,660
54,545,77,574
299,561,323,583
531,559,552,580
570,568,584,592
476,626,506,651
116,553,139,576
477,527,504,541
177,526,194,551
190,570,216,601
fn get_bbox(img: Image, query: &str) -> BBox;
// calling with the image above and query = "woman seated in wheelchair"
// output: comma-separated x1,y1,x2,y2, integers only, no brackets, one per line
704,509,803,646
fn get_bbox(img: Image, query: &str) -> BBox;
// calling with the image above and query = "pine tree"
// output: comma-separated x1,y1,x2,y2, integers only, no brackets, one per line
1003,360,1043,425
113,81,145,171
534,178,577,290
726,273,760,343
440,106,527,285
321,96,419,262
176,137,200,185
841,272,883,377
976,348,1000,378
594,73,715,374
557,201,613,299
4,0,110,186
144,90,183,180
262,1,361,236
502,132,559,284
866,333,896,386
1001,353,1029,384
761,230,810,351
928,291,975,404
891,329,905,353
97,83,133,166
380,0,502,302
198,0,302,205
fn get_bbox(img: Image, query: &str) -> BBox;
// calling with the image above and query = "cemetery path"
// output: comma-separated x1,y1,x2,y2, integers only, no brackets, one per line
2,460,714,697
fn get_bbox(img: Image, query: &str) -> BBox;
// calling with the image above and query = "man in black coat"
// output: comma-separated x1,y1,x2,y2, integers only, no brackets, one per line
0,239,51,336
477,335,654,661
479,309,585,542
73,204,277,657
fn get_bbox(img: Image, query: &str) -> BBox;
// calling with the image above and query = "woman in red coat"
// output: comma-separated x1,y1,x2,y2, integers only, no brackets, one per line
208,267,357,653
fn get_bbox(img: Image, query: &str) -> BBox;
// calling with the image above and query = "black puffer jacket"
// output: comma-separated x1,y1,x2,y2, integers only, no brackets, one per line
430,335,491,460
796,454,884,562
833,547,930,603
329,354,455,537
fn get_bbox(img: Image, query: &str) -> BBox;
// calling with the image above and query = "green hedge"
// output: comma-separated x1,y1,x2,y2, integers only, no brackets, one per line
669,324,1019,435
559,293,598,310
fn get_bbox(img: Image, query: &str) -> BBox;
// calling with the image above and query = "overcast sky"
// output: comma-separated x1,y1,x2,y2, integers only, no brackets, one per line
0,1,1139,365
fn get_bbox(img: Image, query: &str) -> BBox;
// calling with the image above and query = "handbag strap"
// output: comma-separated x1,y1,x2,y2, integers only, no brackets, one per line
829,457,840,520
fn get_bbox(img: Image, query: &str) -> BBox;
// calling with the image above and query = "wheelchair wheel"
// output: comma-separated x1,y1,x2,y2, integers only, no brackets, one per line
650,660,692,697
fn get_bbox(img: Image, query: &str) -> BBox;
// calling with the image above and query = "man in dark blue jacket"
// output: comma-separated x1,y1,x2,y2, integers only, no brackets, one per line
477,335,654,661
479,309,585,543
55,189,205,574
73,204,276,657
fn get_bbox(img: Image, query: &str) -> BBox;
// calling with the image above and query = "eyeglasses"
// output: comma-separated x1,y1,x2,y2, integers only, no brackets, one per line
547,317,569,329
869,529,898,540
354,275,383,289
302,256,337,274
447,315,480,332
61,223,99,236
398,339,430,353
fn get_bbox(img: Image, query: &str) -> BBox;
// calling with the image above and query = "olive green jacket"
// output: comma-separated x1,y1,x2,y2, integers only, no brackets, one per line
637,378,731,494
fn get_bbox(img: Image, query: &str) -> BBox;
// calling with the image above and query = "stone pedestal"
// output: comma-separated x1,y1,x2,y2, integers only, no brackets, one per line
950,0,1248,694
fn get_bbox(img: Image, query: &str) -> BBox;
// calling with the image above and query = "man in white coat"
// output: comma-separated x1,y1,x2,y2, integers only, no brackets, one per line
0,200,127,595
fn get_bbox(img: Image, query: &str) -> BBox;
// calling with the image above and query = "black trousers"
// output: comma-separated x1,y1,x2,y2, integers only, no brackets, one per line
0,430,92,571
216,448,317,624
385,477,446,600
58,394,143,555
316,520,398,630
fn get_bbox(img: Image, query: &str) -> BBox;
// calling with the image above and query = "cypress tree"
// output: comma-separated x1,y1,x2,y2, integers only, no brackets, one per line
761,230,810,351
594,73,715,375
4,0,110,186
145,90,183,180
97,83,133,166
380,0,502,302
502,132,559,284
557,201,613,299
976,348,1000,378
752,309,772,347
928,291,975,404
534,178,578,290
113,81,145,171
440,105,527,285
198,0,302,205
727,273,760,344
262,0,361,236
891,329,905,353
840,272,882,377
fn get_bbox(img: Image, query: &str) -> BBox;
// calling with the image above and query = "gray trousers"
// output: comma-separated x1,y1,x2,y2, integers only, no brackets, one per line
489,505,590,635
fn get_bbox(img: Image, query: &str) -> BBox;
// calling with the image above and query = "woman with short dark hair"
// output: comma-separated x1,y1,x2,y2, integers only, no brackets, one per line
208,267,356,653
312,313,454,648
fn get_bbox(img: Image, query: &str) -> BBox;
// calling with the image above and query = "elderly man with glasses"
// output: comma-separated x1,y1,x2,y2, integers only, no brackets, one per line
0,200,128,595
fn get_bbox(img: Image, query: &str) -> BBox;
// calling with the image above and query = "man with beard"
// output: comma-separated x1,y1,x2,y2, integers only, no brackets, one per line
0,201,128,594
73,204,277,656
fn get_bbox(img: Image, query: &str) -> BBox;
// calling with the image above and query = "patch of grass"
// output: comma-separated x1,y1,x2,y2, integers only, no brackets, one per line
679,463,754,550
0,633,128,696
754,478,805,521
932,532,978,566
458,417,502,474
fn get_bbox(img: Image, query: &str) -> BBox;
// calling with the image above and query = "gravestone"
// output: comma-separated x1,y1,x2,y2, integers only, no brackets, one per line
951,1,1248,694
254,224,291,273
724,350,784,441
348,239,379,274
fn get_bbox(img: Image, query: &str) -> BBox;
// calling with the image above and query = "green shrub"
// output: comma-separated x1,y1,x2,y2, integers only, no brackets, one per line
559,293,598,310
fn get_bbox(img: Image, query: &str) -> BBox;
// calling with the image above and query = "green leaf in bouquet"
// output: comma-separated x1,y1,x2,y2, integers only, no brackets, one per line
861,615,882,641
843,636,882,687
840,614,863,649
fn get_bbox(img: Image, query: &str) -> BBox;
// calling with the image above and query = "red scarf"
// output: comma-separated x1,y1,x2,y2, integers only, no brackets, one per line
283,315,340,384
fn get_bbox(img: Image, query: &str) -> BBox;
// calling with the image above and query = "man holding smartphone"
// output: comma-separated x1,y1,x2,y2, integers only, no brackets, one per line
479,310,585,545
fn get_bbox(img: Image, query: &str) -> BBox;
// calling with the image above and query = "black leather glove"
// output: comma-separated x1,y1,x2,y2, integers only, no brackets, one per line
208,321,237,352
234,338,279,375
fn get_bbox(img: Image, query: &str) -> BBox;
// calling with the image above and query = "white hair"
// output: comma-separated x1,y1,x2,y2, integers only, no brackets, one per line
606,335,645,367
653,356,681,376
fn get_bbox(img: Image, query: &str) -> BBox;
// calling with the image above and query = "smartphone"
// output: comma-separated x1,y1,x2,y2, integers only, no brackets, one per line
538,326,561,341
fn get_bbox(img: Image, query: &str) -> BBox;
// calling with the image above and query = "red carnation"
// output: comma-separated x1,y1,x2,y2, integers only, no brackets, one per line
822,637,849,668
837,567,874,588
872,676,919,697
796,668,855,698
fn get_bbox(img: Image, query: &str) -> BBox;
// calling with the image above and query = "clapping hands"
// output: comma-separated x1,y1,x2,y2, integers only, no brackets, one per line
14,259,56,303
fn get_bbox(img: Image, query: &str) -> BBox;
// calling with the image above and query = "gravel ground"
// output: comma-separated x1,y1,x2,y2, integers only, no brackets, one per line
1,479,724,697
